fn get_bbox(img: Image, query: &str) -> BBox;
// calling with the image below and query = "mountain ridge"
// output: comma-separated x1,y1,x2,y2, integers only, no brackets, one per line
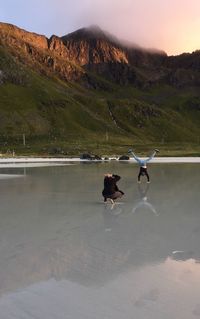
1,21,200,87
0,21,200,155
0,22,167,55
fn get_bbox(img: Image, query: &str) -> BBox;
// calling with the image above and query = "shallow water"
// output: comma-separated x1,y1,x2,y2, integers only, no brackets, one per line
0,162,200,319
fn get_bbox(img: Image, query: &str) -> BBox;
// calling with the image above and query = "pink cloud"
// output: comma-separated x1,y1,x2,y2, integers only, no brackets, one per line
1,0,200,55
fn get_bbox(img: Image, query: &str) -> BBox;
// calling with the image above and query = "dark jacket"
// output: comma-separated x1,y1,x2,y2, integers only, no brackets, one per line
102,174,122,197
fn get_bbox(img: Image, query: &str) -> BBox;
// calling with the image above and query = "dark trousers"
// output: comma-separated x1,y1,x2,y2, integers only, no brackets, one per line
104,191,124,202
138,167,150,182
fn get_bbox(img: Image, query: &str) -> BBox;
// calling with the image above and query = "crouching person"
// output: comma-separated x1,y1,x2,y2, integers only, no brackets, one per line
102,173,124,204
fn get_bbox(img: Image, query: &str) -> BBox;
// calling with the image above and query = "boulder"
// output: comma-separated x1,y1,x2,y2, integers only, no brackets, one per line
92,154,102,160
119,155,130,160
80,153,102,160
80,153,92,160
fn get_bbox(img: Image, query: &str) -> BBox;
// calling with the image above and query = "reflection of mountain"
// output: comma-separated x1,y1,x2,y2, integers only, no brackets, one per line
0,163,200,296
1,256,200,319
171,250,200,262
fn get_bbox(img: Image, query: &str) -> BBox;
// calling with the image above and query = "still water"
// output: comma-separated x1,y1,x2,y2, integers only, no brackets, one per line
0,162,200,319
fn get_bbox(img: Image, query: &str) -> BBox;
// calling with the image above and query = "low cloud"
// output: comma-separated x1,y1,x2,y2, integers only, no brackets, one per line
1,0,200,55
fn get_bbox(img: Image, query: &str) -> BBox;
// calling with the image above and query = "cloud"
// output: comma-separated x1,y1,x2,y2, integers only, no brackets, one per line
71,0,200,54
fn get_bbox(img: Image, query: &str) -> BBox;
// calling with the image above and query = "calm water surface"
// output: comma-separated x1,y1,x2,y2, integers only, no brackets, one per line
0,162,200,319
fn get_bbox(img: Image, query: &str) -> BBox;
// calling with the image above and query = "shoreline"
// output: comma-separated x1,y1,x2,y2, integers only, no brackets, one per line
0,157,200,164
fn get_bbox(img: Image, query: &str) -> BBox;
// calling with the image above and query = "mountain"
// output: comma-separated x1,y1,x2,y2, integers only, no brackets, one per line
0,22,200,156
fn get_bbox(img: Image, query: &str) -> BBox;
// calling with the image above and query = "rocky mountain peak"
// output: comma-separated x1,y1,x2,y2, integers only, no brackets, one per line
61,25,112,43
59,25,129,66
0,22,48,50
2,21,199,88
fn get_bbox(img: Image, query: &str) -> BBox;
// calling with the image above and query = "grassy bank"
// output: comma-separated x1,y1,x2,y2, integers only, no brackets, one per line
1,135,200,157
1,45,200,157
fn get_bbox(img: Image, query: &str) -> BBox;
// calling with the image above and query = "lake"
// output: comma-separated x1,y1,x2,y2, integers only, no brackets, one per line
0,162,200,319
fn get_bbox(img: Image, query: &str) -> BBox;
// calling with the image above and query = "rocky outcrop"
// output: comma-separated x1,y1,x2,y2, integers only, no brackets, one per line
62,38,128,66
0,22,48,50
167,68,200,88
48,35,70,58
61,26,128,65
0,23,84,82
0,22,168,86
165,50,200,70
0,22,200,88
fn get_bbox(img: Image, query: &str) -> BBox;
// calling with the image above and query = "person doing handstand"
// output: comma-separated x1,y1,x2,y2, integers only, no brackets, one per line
128,149,159,183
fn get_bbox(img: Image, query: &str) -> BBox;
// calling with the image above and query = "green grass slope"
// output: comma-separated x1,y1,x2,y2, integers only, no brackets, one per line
1,45,200,156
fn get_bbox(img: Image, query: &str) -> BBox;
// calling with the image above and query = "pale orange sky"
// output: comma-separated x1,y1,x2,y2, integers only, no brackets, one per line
1,0,200,55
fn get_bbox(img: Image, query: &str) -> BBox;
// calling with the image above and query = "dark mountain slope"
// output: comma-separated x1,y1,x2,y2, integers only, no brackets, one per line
0,22,200,155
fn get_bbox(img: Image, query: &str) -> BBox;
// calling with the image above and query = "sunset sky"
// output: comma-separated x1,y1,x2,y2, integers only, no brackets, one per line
0,0,200,55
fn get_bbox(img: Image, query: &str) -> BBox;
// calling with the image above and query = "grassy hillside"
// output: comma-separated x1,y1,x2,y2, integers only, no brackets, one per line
1,45,200,156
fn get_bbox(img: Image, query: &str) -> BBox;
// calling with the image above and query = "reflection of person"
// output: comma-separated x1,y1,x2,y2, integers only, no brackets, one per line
102,203,122,231
132,183,158,216
128,149,159,183
102,173,124,204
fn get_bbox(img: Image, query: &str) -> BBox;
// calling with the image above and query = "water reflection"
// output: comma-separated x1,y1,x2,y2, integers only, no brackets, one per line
0,163,200,318
102,203,122,232
132,183,158,216
0,174,23,179
1,256,200,319
171,250,200,264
